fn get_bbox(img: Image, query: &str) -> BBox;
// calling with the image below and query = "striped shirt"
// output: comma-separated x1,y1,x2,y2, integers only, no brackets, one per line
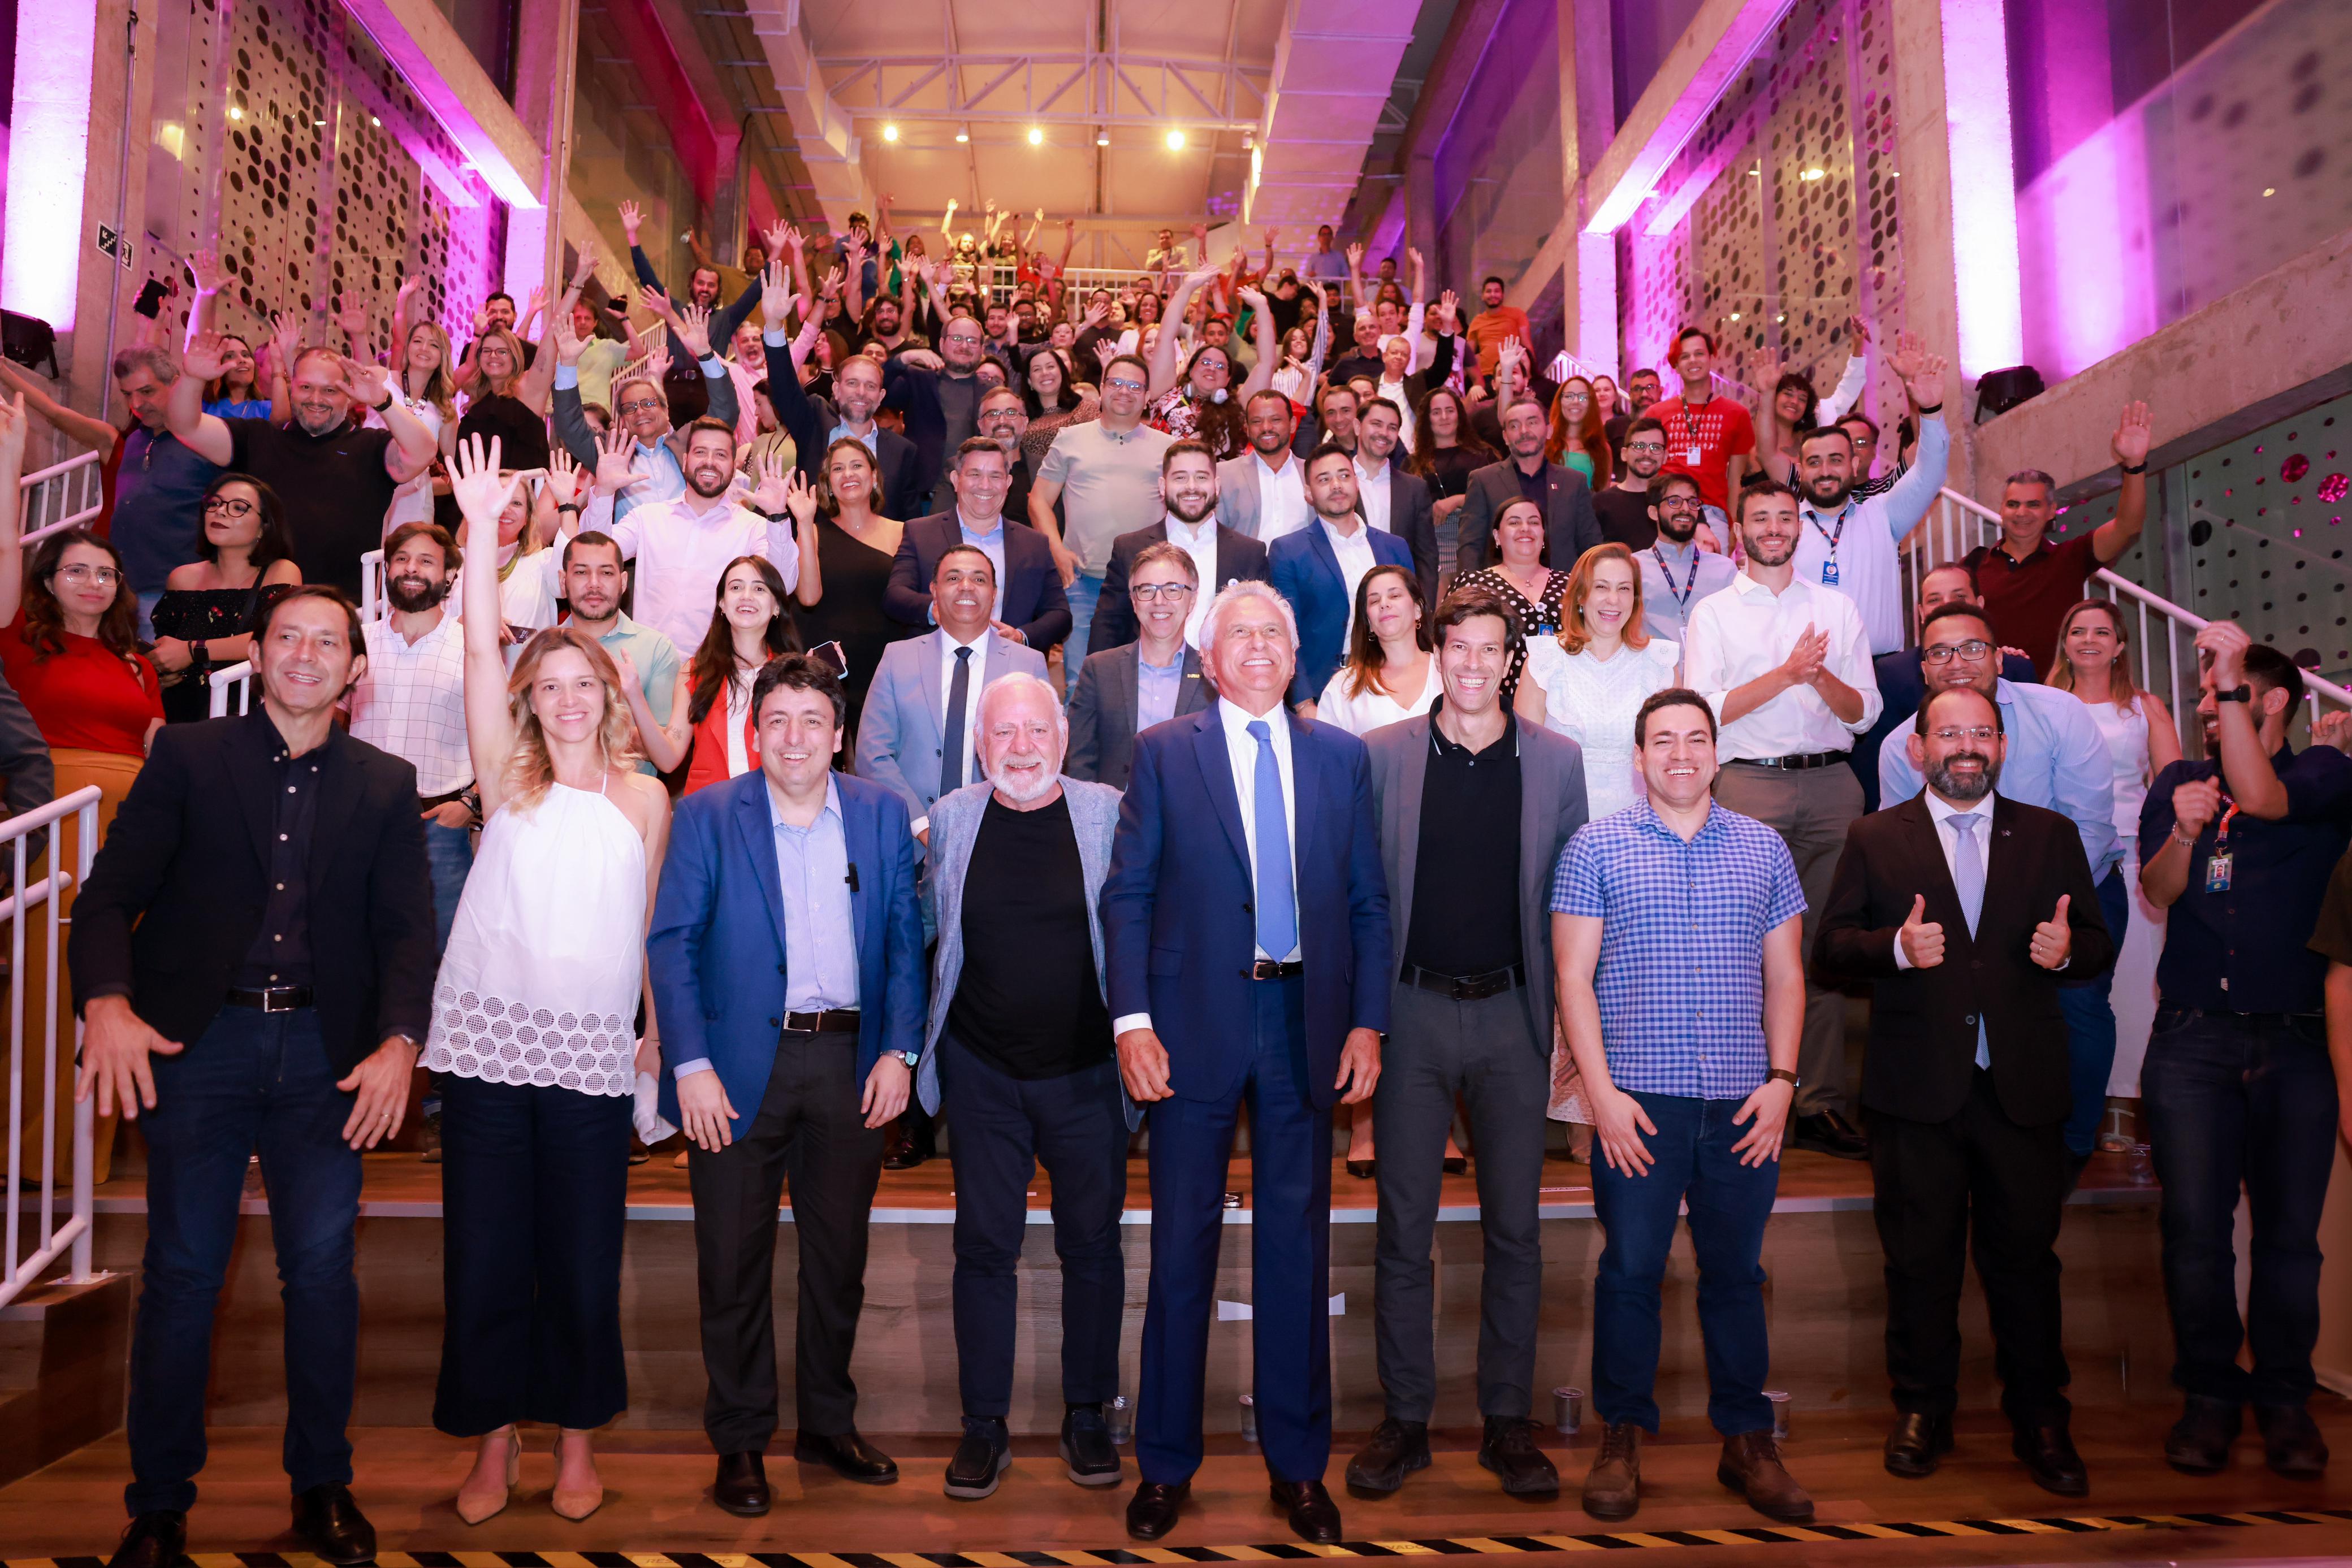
1549,798,1805,1099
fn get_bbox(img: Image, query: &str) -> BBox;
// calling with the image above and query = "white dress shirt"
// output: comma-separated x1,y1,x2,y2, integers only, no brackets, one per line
937,627,993,796
1683,570,1882,760
1374,381,1417,452
351,610,471,795
1787,414,1950,653
1354,454,1395,536
607,492,802,653
1255,451,1311,542
1322,517,1380,645
1164,512,1220,647
956,509,1009,622
1894,789,1996,1067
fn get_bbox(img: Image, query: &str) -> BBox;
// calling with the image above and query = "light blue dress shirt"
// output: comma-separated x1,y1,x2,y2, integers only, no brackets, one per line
1135,647,1186,733
1879,677,2120,880
831,421,880,458
958,512,1010,622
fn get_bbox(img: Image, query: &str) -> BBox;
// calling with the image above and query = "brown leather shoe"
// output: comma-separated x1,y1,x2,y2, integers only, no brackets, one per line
1716,1430,1813,1522
1580,1421,1642,1520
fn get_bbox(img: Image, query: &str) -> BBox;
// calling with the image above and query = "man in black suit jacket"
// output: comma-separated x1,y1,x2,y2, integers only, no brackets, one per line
1854,562,2039,811
762,332,922,514
884,439,1072,651
1814,685,2114,1501
1352,394,1438,608
1067,543,1215,787
1091,440,1270,654
70,588,436,1568
1454,398,1602,578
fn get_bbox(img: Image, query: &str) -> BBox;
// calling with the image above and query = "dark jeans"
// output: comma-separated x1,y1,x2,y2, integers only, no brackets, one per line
126,1007,362,1516
2141,1006,2340,1407
1589,1090,1779,1437
433,1074,633,1436
939,1033,1128,1417
418,820,475,1123
2054,867,2132,1156
687,1029,884,1452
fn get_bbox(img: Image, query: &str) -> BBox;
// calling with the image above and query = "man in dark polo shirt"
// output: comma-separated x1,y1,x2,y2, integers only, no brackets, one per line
1348,586,1589,1500
2139,623,2349,1482
168,335,439,597
916,673,1131,1502
1966,402,2151,676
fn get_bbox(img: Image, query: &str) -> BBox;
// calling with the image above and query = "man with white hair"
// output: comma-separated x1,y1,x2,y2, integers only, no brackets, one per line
915,673,1131,1502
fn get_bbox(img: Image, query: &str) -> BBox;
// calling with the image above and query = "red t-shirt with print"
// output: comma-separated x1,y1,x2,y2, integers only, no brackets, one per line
1650,394,1757,513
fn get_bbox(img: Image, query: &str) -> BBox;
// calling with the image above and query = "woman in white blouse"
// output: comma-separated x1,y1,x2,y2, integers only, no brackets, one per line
1517,543,1681,820
1314,565,1442,735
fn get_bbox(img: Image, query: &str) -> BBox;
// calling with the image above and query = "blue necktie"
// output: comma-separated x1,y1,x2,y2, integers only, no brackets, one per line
1248,720,1298,960
1949,812,1989,1069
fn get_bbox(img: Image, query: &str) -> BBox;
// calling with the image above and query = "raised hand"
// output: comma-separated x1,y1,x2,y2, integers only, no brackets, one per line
571,238,599,285
761,218,793,261
341,354,390,406
2195,620,2252,687
188,248,228,293
552,309,586,367
782,467,820,527
1345,241,1366,272
548,444,587,504
1884,328,1926,385
1083,297,1110,328
759,259,793,333
396,274,422,307
595,425,647,494
750,450,792,514
819,265,844,302
1235,283,1267,313
0,391,27,473
181,331,231,381
2113,400,2153,469
1902,348,1948,410
675,301,715,359
336,296,369,343
618,199,645,245
1847,314,1872,352
2029,895,2073,971
1438,288,1460,332
450,432,519,526
782,224,807,260
1897,893,1944,968
524,285,549,321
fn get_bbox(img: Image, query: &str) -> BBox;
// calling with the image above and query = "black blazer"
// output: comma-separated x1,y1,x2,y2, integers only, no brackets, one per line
1372,464,1440,610
761,337,923,514
68,715,437,1075
1454,458,1602,578
884,511,1074,650
1066,642,1213,789
1091,519,1272,653
1813,793,2115,1128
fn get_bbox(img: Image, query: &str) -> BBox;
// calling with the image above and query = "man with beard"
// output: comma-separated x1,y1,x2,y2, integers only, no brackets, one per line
760,274,922,509
859,288,926,357
1217,391,1312,544
553,305,741,525
555,531,683,777
1787,339,1951,653
1455,397,1602,579
1683,482,1879,1160
1270,444,1417,714
1097,441,1270,652
1815,683,2112,1497
1595,417,1668,549
1602,369,1662,467
1634,472,1737,646
619,200,767,425
889,274,994,509
597,417,802,652
917,674,1131,1501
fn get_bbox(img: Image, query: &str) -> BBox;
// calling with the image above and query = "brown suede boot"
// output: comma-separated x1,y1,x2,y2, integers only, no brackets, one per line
1717,1430,1813,1522
1580,1422,1642,1520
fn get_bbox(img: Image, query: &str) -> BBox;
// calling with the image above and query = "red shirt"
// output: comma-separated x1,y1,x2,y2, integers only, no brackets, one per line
1650,395,1756,512
0,615,163,757
1967,531,2103,677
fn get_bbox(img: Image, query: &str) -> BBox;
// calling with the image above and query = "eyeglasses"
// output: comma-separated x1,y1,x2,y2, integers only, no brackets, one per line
1105,377,1146,393
1930,726,1999,743
204,496,256,517
55,565,120,586
944,332,985,346
1658,495,1703,511
618,397,664,415
1625,441,1666,456
1132,583,1195,603
1921,640,1994,665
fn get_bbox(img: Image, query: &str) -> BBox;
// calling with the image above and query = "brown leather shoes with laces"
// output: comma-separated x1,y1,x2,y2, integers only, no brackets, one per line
1580,1421,1642,1519
1717,1430,1814,1522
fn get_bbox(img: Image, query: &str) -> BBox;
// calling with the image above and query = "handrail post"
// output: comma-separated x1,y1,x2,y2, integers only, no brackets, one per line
67,798,94,1283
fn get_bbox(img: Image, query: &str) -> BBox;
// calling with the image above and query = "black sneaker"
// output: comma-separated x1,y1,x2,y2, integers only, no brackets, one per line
1345,1416,1432,1496
1061,1402,1123,1487
944,1416,1011,1500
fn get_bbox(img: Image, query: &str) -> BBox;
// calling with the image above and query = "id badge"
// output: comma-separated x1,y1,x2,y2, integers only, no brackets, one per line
1686,445,1703,465
2206,852,2234,893
1821,559,1840,586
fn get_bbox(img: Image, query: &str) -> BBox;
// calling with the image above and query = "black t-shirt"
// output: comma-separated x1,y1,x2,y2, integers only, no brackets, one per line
225,417,399,597
1593,486,1657,550
947,793,1112,1078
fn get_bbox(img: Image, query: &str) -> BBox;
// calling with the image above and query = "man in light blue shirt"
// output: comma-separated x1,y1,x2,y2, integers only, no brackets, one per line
1636,473,1739,645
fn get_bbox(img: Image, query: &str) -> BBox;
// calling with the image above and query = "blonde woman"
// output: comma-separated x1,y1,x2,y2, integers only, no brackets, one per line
429,434,671,1526
384,317,457,531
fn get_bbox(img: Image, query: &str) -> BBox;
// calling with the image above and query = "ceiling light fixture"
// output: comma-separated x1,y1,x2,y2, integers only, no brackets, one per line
1027,125,1043,146
1800,167,1826,181
1096,128,1110,146
1166,128,1186,151
881,122,899,142
955,125,970,144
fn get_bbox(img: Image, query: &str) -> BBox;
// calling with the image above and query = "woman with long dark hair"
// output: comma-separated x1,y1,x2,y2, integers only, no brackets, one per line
681,553,801,794
1019,345,1097,467
1314,564,1440,735
149,473,304,724
791,437,905,724
1411,385,1498,591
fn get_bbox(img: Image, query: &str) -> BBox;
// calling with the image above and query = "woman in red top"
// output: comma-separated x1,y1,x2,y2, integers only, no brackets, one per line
677,551,802,795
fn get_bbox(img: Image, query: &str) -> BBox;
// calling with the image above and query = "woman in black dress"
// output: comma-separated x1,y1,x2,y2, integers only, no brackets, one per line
791,436,905,733
147,473,302,722
455,324,555,474
1410,384,1498,590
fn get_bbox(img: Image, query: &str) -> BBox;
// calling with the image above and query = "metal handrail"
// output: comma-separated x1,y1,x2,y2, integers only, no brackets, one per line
18,449,105,547
207,661,256,718
360,549,386,623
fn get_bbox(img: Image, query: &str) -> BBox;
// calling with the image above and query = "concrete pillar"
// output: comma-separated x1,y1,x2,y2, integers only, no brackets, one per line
1556,0,1618,373
505,0,581,298
1885,0,1977,480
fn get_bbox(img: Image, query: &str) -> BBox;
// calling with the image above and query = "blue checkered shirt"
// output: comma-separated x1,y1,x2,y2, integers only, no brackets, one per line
1549,798,1806,1099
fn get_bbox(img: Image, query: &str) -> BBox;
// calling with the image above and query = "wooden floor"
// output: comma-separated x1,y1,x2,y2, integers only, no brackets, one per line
3,1406,2348,1563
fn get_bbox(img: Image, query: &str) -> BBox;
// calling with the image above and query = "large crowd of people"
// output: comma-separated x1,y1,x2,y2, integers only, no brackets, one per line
0,200,2338,1568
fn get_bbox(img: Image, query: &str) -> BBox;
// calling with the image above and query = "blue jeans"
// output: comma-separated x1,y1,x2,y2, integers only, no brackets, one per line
2054,866,2132,1156
423,818,474,956
126,1007,363,1515
2141,1006,2340,1407
1589,1091,1780,1436
1064,571,1104,671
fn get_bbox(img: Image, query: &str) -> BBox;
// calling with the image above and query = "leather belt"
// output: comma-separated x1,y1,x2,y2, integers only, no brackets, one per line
1246,959,1305,981
226,985,313,1013
1730,751,1849,771
418,786,470,812
783,1009,861,1034
1400,961,1524,1001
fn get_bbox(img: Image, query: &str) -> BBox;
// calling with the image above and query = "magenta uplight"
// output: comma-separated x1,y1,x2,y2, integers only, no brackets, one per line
1,1,102,332
1941,0,2024,379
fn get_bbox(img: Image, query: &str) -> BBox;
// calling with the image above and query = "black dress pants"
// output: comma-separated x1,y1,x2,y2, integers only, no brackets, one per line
1866,1067,2071,1424
688,1029,884,1452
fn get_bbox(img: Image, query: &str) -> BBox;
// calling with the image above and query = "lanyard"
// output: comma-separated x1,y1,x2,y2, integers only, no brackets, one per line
2214,799,2242,848
1651,545,1698,609
1804,502,1851,557
1677,397,1711,457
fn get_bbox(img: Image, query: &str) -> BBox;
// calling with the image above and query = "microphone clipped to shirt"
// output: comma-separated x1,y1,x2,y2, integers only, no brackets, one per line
845,862,860,893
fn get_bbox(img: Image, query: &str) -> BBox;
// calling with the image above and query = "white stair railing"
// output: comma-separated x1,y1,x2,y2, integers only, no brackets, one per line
2,786,103,1309
18,450,106,547
360,549,386,623
207,661,255,718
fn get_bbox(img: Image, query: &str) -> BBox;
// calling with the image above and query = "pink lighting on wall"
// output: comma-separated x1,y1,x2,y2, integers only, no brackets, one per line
1941,0,2024,379
1,2,102,331
1586,0,1796,235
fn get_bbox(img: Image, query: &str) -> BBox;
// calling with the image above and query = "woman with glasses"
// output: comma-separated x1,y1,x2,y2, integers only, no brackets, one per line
149,475,304,724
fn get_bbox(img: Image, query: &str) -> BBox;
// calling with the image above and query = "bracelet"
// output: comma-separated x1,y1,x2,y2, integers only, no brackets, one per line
556,501,582,514
2171,828,2200,847
1914,401,1943,415
2120,461,2148,475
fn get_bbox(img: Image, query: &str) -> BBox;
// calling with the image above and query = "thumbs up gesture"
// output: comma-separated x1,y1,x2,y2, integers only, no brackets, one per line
1898,893,1944,968
2030,894,2073,970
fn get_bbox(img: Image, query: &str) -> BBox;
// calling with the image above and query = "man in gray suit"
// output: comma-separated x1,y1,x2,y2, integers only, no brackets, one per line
1216,390,1313,544
1070,543,1216,788
854,544,1049,842
1455,397,1603,579
916,673,1134,1502
1347,584,1590,1501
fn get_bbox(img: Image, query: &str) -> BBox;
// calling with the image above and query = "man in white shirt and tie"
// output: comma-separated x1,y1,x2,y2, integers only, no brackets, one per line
1683,479,1882,1161
1269,445,1416,712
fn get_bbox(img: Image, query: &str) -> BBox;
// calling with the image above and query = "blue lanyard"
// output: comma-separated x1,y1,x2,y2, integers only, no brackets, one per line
1651,546,1698,609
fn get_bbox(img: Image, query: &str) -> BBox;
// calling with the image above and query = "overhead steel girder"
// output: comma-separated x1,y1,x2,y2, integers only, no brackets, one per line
818,53,1269,133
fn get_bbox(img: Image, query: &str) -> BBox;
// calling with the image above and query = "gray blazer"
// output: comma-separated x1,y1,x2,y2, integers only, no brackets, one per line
1454,458,1602,579
851,629,1049,826
1066,642,1213,789
916,776,1136,1127
1361,714,1589,1049
1216,449,1298,540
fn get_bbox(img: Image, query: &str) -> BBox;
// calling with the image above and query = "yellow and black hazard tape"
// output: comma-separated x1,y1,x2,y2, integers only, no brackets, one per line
11,1512,2352,1566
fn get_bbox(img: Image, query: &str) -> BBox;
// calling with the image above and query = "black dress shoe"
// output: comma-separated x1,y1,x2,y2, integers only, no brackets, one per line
291,1483,376,1566
106,1511,188,1568
1442,1154,1468,1175
1126,1480,1190,1540
794,1428,899,1483
713,1450,772,1517
1883,1411,1954,1478
883,1114,935,1171
2255,1404,2330,1478
2013,1419,2089,1496
1345,1157,1376,1179
1477,1415,1560,1497
1269,1478,1343,1545
1061,1403,1123,1487
944,1417,1011,1501
1789,1110,1868,1160
1346,1417,1430,1496
2165,1395,2242,1474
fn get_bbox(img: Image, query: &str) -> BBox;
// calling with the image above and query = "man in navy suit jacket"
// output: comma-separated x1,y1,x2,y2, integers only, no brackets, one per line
649,656,926,1517
1270,442,1416,710
882,440,1071,651
1102,580,1392,1547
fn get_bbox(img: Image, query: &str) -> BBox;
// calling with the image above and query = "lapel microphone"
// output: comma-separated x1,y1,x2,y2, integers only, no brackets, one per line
845,863,861,892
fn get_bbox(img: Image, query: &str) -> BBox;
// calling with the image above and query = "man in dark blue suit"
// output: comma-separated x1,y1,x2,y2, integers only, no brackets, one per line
882,439,1072,652
1102,580,1393,1545
650,656,927,1518
1270,443,1417,712
1854,563,2038,811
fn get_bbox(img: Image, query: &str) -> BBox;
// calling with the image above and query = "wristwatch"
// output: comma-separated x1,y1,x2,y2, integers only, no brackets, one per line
892,1049,920,1069
1766,1068,1800,1086
2216,685,2252,704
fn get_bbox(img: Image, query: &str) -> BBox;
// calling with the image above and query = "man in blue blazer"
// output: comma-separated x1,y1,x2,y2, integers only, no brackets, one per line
650,656,927,1518
881,440,1073,652
1102,580,1393,1546
1269,442,1416,711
